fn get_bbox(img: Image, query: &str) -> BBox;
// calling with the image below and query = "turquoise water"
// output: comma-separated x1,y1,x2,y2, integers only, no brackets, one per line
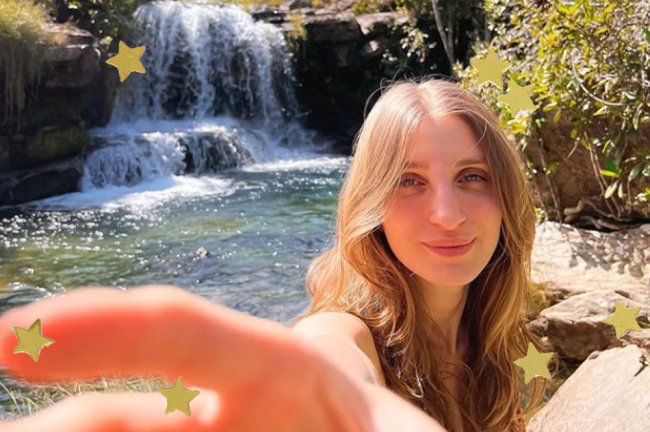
0,154,349,417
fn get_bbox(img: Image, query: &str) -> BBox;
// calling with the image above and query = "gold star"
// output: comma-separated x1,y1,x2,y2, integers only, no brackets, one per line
513,342,554,384
160,377,200,416
497,80,536,116
106,41,146,83
13,318,54,362
602,300,641,339
470,46,511,89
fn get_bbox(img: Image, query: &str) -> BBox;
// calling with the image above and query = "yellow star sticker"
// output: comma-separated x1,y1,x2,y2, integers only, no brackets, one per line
497,81,536,116
106,41,146,83
602,300,641,339
513,342,554,384
13,318,54,362
160,377,200,416
470,46,511,89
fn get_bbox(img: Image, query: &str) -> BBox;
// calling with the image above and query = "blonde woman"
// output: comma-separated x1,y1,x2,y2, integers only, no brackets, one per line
0,78,547,431
292,77,550,431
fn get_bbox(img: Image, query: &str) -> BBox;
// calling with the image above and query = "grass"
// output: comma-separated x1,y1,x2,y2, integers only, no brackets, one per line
0,374,168,420
0,0,52,123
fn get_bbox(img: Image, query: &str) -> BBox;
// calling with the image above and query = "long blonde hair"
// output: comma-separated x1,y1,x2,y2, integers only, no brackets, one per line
292,77,551,431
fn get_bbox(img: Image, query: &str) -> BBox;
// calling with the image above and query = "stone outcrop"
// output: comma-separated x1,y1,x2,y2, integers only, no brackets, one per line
527,345,650,432
272,7,413,154
0,22,118,206
528,221,650,360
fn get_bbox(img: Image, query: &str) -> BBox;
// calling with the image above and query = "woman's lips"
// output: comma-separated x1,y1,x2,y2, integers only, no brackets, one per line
422,238,475,257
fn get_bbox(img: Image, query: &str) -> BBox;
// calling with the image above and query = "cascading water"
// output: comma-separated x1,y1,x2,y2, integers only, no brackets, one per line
83,0,325,190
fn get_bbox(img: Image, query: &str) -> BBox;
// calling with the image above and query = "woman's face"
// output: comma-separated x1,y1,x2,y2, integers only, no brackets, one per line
381,115,502,288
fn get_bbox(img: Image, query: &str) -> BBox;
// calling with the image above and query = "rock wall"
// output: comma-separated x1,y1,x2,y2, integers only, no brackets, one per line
0,23,118,206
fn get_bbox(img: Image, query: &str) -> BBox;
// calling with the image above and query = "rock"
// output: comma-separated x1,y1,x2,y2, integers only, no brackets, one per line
527,290,650,360
0,21,117,205
532,221,650,304
279,0,314,10
302,12,362,43
0,156,83,206
250,5,285,23
355,12,409,38
527,345,650,432
194,247,210,259
39,23,101,88
528,220,650,360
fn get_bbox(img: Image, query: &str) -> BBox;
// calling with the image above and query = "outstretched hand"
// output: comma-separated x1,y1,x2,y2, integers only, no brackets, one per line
0,285,447,432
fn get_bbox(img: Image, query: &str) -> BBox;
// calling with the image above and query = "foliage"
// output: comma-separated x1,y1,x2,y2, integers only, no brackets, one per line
37,0,156,51
288,11,306,41
353,0,485,79
0,0,50,128
455,0,650,224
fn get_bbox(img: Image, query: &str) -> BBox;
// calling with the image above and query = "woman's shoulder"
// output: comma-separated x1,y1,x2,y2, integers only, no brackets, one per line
292,311,387,386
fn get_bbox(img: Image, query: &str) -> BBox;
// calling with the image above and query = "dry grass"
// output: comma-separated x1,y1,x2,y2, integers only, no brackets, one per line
0,0,50,123
0,375,167,420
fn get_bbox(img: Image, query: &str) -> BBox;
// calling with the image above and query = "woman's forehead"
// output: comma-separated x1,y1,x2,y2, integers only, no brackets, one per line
404,124,486,168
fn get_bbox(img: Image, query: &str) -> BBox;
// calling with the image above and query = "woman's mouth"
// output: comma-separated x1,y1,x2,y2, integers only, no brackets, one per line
422,239,475,257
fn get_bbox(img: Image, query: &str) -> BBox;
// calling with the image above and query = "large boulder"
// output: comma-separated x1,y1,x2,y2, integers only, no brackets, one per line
528,220,650,359
528,290,650,361
527,345,650,432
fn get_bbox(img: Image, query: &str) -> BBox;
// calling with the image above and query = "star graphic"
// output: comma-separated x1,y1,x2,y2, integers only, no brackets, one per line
13,318,55,362
513,342,554,384
602,300,641,339
106,41,146,83
497,81,536,116
160,377,200,416
470,46,511,89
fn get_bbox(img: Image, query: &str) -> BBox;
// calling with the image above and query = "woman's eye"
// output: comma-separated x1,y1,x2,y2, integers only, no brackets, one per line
462,173,488,183
399,172,488,188
399,176,420,187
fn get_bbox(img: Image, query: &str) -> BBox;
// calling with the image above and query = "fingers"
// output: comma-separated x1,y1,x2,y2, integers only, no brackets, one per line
0,389,222,432
0,285,316,393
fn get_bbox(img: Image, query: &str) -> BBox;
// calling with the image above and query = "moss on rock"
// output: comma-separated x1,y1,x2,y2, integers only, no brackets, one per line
26,127,89,167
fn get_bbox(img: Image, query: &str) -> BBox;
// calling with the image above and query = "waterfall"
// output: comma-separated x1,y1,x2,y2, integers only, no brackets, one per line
84,0,323,189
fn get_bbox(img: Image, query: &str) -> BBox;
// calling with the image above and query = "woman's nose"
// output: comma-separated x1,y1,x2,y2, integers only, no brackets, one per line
427,185,467,229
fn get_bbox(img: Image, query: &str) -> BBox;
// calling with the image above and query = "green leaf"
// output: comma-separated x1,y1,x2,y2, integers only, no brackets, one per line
629,162,644,181
553,109,562,124
617,180,625,199
644,28,650,43
643,163,650,177
605,180,618,199
593,105,608,116
604,158,619,174
600,169,618,177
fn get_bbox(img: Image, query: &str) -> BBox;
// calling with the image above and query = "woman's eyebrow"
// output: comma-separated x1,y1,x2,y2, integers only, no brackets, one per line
405,158,488,169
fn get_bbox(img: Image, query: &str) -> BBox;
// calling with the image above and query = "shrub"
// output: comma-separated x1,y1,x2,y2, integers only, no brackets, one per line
455,0,650,225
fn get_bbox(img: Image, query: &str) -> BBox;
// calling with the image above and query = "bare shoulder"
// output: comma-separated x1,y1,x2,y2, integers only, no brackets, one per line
291,311,387,386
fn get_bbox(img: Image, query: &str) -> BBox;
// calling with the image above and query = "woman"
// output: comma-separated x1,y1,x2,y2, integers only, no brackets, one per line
0,78,548,431
291,77,551,431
